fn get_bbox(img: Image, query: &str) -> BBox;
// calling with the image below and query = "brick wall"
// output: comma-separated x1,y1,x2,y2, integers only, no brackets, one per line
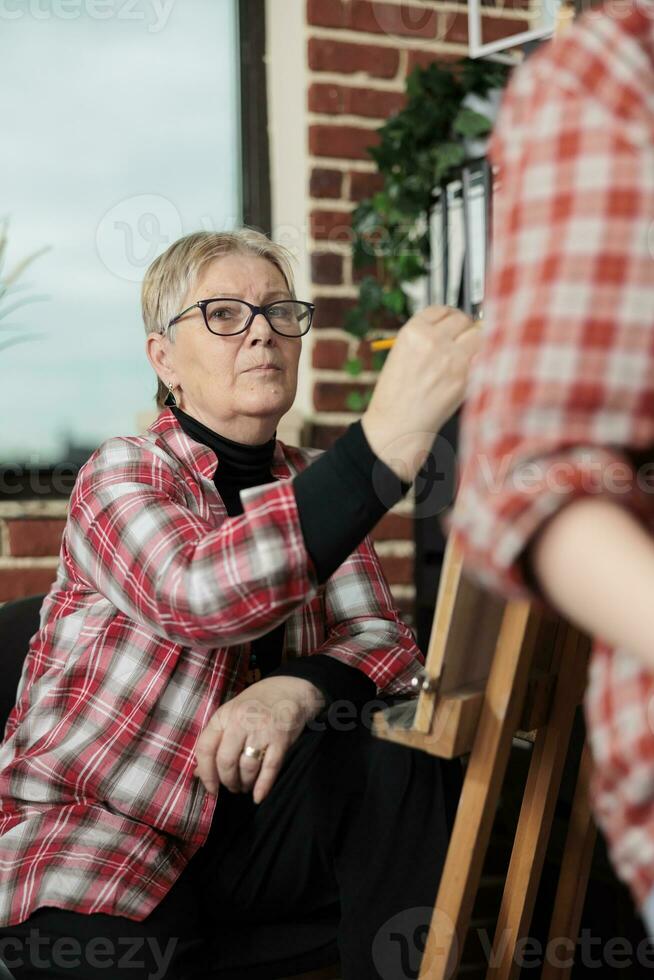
305,0,528,629
0,503,66,604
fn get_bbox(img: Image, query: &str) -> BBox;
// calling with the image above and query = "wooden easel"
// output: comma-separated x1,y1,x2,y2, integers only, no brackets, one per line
373,533,596,979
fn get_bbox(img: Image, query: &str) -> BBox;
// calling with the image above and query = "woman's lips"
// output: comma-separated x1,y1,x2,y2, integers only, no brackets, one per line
246,365,282,373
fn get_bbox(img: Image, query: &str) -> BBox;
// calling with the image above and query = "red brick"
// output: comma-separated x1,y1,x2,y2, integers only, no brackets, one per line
0,567,57,602
308,38,399,79
310,124,380,161
7,520,65,558
309,167,343,199
309,83,405,119
350,170,385,202
441,11,531,45
312,338,349,370
313,296,358,329
370,511,414,542
311,251,344,285
378,552,414,585
349,88,406,119
313,380,373,412
354,1,438,39
482,14,532,42
307,0,347,28
307,423,349,450
309,82,345,116
310,209,353,243
406,49,461,75
307,0,439,40
350,87,405,118
312,337,389,371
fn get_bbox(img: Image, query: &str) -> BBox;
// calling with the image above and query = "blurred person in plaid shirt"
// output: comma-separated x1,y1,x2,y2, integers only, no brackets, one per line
0,228,480,979
452,0,654,939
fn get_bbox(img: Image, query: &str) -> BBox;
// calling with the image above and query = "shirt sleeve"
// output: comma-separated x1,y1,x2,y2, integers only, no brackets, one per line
306,532,425,697
65,436,320,650
292,420,412,584
451,36,654,601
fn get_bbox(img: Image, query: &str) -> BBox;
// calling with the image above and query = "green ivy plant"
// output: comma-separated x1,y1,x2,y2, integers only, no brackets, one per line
343,58,509,412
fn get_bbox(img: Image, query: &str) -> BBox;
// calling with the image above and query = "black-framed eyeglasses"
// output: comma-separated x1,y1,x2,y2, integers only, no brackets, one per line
167,297,315,338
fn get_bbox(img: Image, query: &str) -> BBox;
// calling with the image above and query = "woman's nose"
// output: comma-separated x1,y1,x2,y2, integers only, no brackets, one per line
247,311,275,343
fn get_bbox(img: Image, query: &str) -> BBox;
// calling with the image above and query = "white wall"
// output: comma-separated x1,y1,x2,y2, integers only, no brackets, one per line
265,0,313,425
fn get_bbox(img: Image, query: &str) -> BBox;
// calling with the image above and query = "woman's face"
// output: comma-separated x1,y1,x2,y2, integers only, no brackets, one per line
147,253,302,444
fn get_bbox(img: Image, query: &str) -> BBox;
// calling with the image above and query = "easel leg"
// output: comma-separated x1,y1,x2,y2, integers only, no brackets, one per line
486,625,588,979
541,742,596,980
419,602,537,980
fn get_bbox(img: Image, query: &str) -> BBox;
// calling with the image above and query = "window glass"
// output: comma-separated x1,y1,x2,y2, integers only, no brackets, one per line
0,0,241,465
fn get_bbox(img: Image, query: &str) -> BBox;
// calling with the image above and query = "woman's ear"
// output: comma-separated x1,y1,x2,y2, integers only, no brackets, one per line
145,332,176,386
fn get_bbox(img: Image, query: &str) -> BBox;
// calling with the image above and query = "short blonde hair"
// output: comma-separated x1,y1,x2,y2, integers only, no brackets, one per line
141,229,297,409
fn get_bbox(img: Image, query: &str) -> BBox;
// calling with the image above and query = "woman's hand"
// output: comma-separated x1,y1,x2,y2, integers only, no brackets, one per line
193,675,326,803
362,305,482,484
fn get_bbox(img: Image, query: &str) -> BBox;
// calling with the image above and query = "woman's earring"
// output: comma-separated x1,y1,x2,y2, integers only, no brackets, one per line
165,382,177,408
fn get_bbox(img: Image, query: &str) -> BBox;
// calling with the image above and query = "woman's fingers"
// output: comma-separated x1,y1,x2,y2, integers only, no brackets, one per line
454,323,484,366
195,725,289,800
247,742,286,804
215,727,254,793
194,719,224,794
238,747,268,795
418,305,472,340
454,320,483,347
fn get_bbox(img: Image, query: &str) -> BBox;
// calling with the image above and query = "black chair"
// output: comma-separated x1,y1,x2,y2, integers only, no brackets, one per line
0,596,341,980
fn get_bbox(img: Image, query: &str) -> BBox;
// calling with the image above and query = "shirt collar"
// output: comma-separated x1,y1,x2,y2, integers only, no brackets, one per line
147,408,292,481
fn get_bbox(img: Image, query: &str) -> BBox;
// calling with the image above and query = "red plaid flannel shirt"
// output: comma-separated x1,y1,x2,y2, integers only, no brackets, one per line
0,408,423,927
452,4,654,906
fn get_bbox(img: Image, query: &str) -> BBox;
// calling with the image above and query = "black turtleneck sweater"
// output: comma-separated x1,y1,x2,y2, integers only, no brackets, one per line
170,403,411,707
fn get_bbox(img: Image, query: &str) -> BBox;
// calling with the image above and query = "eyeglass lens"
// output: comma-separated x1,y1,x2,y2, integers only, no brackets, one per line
204,300,311,336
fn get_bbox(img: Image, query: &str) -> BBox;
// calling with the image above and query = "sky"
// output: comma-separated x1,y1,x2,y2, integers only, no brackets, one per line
0,0,241,463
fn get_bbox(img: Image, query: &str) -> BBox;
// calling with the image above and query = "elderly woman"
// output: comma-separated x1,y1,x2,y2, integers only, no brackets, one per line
0,230,480,979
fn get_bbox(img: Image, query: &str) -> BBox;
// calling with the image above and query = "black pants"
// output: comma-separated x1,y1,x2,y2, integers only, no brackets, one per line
0,699,461,980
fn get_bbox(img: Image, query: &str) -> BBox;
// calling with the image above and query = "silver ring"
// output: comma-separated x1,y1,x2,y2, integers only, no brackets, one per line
242,744,267,762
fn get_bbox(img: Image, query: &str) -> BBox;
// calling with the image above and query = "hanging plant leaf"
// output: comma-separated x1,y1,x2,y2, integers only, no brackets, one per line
460,58,508,95
346,390,368,412
342,307,372,339
344,357,363,377
357,276,384,312
381,287,407,316
371,349,388,372
433,142,467,184
452,106,493,139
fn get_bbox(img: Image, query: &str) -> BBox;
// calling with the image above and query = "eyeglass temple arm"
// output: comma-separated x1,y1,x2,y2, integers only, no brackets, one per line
167,303,201,329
